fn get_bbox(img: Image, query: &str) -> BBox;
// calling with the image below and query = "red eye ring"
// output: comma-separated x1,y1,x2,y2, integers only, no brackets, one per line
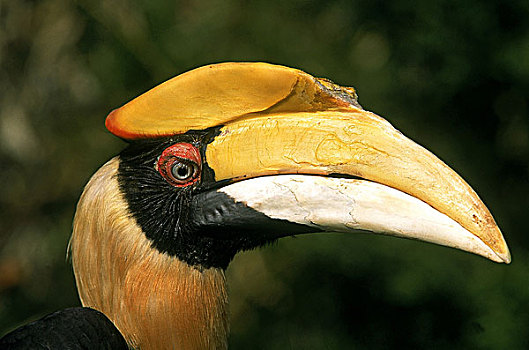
157,143,201,187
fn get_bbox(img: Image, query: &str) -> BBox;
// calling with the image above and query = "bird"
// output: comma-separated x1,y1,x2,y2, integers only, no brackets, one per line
0,62,510,349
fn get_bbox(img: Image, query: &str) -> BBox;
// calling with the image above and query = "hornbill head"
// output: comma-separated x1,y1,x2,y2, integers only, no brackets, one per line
69,62,510,349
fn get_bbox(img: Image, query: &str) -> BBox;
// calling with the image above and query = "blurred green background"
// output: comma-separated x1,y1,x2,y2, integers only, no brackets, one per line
1,0,528,348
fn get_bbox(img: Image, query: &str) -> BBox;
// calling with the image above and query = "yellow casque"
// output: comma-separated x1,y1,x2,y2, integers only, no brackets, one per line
105,62,360,139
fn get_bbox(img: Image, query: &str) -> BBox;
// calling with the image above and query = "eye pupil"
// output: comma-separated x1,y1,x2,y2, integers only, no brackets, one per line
177,165,188,177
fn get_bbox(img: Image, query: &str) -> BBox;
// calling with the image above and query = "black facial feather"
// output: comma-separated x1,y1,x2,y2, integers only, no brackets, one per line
117,129,315,270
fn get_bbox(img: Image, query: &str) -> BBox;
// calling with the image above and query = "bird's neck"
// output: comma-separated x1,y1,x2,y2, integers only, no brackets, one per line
70,158,229,349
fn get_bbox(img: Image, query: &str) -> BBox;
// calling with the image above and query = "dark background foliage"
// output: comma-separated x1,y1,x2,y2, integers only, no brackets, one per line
1,0,528,348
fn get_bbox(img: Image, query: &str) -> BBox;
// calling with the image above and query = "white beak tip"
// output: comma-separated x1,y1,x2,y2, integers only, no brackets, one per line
496,250,512,264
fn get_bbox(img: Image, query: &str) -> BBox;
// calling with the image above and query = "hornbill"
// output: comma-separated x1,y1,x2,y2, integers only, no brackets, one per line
0,62,510,349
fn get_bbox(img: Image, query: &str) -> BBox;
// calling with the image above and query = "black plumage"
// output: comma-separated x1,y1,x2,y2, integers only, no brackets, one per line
118,136,315,269
0,307,127,349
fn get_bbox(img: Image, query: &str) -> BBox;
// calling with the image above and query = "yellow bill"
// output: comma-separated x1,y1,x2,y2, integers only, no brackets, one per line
105,62,511,263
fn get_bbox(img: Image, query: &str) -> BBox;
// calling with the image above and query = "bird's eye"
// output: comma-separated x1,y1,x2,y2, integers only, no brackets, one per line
171,162,195,180
157,143,201,187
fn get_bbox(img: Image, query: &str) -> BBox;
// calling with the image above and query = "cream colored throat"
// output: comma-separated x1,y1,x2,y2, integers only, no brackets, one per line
69,158,229,350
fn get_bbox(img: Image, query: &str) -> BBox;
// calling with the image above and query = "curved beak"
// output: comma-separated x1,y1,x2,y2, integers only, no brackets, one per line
203,109,510,263
106,62,510,263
